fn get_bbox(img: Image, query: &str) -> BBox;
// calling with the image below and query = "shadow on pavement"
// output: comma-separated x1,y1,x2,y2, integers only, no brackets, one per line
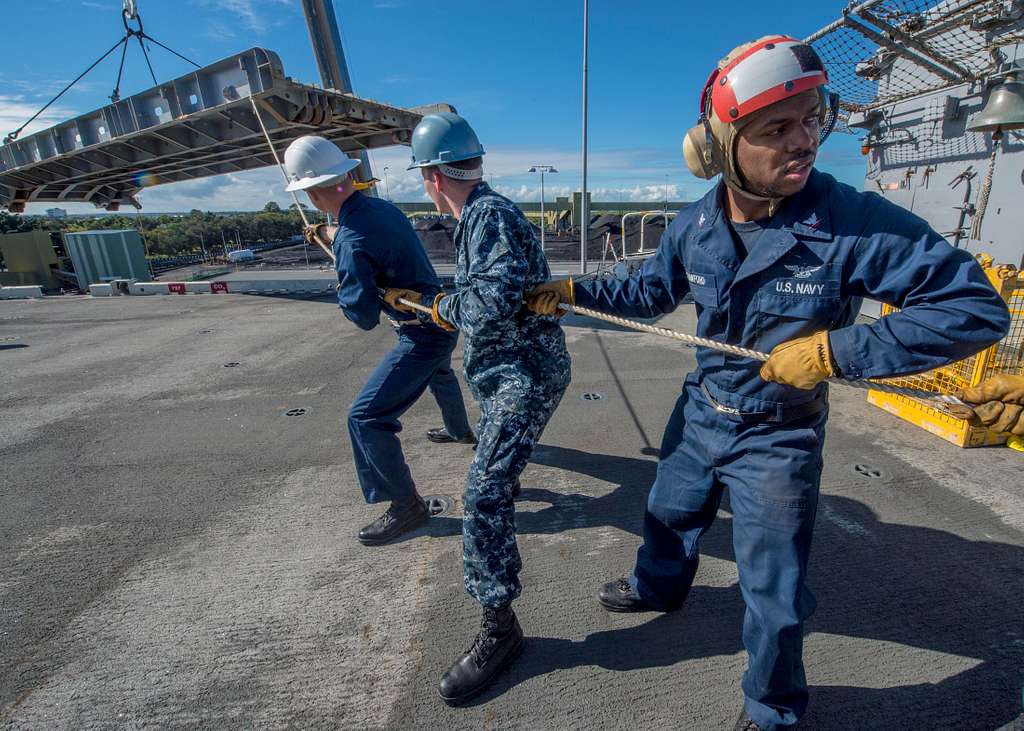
456,445,1024,728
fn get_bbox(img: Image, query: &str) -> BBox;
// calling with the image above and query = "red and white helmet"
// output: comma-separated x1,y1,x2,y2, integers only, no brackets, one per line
683,35,838,210
700,36,829,124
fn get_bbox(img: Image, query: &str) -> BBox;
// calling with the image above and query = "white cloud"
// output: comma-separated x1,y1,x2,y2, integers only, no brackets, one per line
367,145,711,203
15,142,711,216
192,0,291,35
0,95,76,141
134,168,288,211
491,184,573,202
622,184,682,203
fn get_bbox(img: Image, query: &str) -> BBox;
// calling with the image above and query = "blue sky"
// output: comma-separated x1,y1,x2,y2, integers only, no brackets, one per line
1,0,867,213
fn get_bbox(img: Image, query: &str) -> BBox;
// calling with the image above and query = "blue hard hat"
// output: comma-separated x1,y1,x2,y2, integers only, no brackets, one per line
407,112,486,170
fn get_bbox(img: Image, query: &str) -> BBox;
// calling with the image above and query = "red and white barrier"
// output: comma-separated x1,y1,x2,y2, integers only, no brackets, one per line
119,279,335,297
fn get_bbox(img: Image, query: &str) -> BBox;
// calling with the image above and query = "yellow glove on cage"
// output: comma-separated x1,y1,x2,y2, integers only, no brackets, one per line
759,330,835,390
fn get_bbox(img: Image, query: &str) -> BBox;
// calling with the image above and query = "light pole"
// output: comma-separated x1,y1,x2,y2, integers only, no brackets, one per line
528,165,558,252
580,0,589,274
382,166,391,200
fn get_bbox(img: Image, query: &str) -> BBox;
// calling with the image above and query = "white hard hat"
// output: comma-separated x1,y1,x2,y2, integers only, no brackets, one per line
283,135,361,192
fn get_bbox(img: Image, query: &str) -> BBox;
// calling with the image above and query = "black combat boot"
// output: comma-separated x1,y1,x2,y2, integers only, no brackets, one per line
597,576,679,613
437,605,524,706
426,427,478,445
357,494,429,545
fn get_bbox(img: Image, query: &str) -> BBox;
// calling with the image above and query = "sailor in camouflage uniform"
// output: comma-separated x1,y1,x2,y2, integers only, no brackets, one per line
386,112,570,705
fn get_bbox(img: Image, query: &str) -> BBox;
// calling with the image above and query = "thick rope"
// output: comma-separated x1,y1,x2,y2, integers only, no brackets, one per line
245,105,968,412
249,94,327,273
969,136,999,241
559,303,967,408
249,96,435,318
249,96,312,229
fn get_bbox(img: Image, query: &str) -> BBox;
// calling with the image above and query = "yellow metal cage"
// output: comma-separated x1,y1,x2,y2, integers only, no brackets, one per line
866,255,1024,447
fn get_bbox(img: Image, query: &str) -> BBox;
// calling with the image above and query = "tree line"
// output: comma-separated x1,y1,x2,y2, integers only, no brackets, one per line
0,202,313,258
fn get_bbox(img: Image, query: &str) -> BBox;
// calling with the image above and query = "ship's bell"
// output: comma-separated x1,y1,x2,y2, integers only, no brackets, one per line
967,73,1024,133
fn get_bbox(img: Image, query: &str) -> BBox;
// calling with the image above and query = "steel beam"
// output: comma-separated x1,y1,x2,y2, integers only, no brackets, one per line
0,47,442,211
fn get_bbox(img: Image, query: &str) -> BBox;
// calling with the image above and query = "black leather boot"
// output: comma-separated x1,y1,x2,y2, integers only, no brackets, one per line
597,576,679,613
426,427,478,445
357,495,429,545
437,606,524,706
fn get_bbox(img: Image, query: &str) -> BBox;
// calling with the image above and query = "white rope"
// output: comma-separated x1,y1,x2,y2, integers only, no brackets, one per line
969,138,999,241
248,96,312,229
397,297,433,315
249,95,435,319
559,303,968,408
245,101,966,411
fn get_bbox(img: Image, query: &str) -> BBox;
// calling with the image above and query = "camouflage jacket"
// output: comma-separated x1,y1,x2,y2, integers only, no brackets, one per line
437,183,570,396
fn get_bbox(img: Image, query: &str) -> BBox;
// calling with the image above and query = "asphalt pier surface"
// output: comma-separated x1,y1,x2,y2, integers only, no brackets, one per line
2,294,1022,730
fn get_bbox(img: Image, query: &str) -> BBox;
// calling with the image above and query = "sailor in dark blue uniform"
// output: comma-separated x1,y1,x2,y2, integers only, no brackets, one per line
527,37,1010,730
283,135,473,546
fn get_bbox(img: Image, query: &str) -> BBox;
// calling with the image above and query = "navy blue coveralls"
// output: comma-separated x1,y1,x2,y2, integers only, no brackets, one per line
575,170,1010,729
333,191,472,504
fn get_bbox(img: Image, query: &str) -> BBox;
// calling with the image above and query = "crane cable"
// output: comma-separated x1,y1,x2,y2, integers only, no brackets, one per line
3,3,201,145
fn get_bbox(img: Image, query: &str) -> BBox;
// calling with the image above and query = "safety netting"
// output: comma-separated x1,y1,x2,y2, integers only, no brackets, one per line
807,0,1024,114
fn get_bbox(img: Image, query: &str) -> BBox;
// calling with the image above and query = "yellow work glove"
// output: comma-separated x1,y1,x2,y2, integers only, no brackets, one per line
304,223,336,251
431,292,457,332
958,374,1024,436
524,278,574,316
759,331,835,390
528,292,566,317
383,288,423,314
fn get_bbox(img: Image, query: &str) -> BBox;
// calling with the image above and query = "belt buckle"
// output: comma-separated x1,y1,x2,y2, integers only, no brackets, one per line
713,401,742,415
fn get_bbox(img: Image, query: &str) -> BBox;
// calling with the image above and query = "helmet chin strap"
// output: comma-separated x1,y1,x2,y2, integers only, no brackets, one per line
697,88,834,219
702,110,786,218
721,156,785,218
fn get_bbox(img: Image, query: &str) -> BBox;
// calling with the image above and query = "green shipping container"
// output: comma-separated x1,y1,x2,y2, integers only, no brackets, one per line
62,229,150,290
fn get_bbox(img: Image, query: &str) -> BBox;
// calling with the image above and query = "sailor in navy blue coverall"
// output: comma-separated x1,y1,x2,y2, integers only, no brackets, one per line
533,167,1010,726
332,190,474,510
283,135,472,545
527,36,1010,721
